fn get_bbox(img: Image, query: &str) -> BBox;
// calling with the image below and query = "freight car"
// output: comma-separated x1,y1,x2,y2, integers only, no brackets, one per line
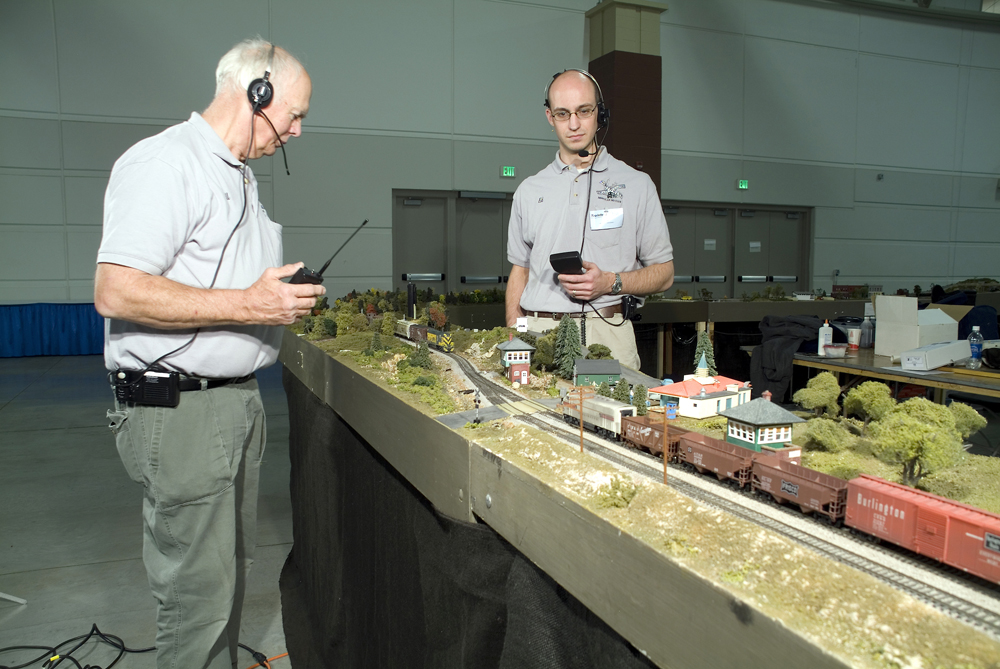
395,319,454,352
620,414,686,458
753,456,848,524
677,433,755,488
845,475,1000,584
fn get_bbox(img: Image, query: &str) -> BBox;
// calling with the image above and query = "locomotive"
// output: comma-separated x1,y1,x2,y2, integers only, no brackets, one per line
558,393,1000,584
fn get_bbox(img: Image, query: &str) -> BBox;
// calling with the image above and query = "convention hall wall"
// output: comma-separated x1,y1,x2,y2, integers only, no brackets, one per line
1,0,998,304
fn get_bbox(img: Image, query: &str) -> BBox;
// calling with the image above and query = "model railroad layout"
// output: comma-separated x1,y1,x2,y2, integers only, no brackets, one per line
437,350,1000,638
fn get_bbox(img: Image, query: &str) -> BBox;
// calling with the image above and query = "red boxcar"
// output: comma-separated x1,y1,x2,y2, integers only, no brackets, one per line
752,456,848,523
677,434,755,488
620,415,686,458
845,475,1000,584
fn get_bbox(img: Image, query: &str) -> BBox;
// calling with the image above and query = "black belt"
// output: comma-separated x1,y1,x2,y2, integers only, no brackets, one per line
527,305,622,320
177,373,255,392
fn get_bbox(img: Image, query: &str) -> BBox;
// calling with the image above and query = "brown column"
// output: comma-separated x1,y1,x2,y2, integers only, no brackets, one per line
585,0,667,196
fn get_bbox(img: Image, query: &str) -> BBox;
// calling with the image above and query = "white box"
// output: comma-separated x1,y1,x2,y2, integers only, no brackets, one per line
900,340,971,371
874,295,959,359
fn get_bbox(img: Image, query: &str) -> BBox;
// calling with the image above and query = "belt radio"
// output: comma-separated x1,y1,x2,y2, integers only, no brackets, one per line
110,370,181,407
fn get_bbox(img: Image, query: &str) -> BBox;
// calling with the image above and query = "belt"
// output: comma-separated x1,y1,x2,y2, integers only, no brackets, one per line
527,305,622,320
177,373,255,392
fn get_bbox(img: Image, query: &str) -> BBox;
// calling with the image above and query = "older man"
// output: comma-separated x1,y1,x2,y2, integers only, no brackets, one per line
506,69,673,370
95,38,321,669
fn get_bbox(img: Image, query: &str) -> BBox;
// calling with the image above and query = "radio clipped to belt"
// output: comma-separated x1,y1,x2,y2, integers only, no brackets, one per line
111,370,181,407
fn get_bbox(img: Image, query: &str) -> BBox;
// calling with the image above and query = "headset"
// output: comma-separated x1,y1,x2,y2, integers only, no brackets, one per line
543,68,609,130
247,44,276,110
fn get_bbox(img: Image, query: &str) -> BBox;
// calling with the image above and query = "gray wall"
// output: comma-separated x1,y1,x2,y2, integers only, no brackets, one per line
1,0,998,304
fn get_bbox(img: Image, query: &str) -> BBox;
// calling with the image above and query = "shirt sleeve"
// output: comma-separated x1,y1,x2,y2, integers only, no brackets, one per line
97,157,196,276
636,175,673,267
506,188,531,267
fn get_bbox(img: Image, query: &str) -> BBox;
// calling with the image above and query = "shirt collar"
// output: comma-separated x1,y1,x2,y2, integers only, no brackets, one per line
187,111,243,167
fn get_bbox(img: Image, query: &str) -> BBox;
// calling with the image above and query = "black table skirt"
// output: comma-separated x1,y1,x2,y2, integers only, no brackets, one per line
280,367,656,668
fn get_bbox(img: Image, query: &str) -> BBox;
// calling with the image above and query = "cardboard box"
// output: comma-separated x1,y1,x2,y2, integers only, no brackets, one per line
900,340,971,371
874,296,960,359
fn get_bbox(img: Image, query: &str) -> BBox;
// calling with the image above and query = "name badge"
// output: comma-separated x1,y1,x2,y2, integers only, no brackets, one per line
589,208,623,231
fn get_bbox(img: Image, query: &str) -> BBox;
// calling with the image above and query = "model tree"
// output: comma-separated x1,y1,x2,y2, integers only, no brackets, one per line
801,417,852,453
597,381,612,398
533,332,556,371
633,384,648,416
554,315,582,380
409,341,432,369
586,343,613,360
369,331,384,354
792,372,841,417
870,397,964,487
693,331,717,376
612,378,631,403
381,312,397,338
843,381,895,434
949,401,987,441
427,301,447,329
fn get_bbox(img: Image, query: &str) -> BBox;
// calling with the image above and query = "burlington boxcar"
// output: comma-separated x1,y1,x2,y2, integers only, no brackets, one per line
845,475,1000,584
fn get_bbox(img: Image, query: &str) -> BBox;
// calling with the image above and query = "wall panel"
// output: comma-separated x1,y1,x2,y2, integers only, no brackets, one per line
0,227,67,281
62,121,168,172
961,67,1000,174
64,177,108,227
857,55,959,171
858,10,963,64
0,118,62,170
0,175,63,225
280,227,391,279
955,209,1000,242
661,25,744,155
744,38,858,163
970,28,1000,70
453,141,554,193
746,0,859,51
814,204,951,242
660,154,743,202
660,0,745,34
813,239,950,278
741,160,854,208
67,228,102,280
854,169,955,207
1,0,60,113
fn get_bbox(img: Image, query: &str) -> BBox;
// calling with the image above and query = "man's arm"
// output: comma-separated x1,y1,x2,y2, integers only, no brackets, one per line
505,264,529,326
558,260,674,302
94,262,325,329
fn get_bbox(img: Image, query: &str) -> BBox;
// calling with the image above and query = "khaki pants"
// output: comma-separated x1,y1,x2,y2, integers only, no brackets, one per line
108,377,265,669
527,313,640,371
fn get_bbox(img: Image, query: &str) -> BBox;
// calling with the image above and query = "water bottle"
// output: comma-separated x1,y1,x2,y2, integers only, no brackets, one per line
967,326,983,370
860,316,874,348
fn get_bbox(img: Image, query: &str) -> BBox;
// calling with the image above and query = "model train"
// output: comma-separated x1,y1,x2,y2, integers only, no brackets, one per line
394,319,454,352
558,393,1000,584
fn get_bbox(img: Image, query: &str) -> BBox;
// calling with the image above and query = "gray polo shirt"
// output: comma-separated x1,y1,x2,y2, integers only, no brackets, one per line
98,112,283,377
507,148,673,312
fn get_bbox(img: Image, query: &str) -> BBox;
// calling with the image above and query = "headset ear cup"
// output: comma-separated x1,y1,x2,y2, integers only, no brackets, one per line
597,103,609,130
247,78,273,109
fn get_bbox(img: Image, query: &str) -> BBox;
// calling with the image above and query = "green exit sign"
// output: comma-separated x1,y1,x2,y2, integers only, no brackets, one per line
738,179,749,190
501,166,516,178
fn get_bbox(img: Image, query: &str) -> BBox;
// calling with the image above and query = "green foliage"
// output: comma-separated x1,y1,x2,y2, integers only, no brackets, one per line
427,301,448,329
554,316,582,380
697,416,728,432
802,418,853,452
319,315,338,338
532,332,556,371
381,313,397,337
633,384,648,416
586,343,613,360
792,372,841,417
612,378,631,403
693,331,717,376
870,397,964,487
518,332,537,348
409,341,432,369
949,401,987,440
413,375,435,387
843,381,895,432
597,381,612,398
369,331,384,353
595,475,639,509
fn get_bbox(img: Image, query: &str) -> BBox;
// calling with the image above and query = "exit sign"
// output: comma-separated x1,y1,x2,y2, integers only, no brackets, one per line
738,179,749,190
501,166,516,178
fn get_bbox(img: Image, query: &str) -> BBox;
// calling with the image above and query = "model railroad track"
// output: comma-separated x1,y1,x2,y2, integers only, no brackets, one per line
444,353,1000,637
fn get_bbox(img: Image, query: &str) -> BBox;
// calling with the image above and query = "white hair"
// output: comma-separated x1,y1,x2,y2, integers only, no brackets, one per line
214,36,303,99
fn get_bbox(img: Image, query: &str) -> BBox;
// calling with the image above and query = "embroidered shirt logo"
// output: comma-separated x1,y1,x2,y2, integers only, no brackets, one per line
538,197,544,203
597,180,625,203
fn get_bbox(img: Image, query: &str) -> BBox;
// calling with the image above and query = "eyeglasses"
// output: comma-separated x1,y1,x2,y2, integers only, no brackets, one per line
550,106,596,122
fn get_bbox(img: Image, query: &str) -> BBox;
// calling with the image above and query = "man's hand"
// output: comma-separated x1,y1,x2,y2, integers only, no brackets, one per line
558,260,612,302
244,263,326,325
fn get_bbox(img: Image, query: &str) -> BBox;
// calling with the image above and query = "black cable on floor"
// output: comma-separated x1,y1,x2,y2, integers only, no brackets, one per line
0,625,272,669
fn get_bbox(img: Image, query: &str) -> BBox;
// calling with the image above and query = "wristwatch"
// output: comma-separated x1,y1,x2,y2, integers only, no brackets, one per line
610,273,623,296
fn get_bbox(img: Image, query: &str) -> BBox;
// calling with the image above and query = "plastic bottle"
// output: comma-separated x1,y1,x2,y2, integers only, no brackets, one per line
967,326,984,370
860,317,874,348
818,320,833,357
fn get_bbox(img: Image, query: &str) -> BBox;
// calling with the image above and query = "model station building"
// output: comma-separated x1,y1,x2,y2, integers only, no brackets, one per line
649,354,751,419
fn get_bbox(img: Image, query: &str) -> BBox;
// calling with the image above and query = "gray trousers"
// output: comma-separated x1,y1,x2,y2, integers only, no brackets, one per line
108,377,265,669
